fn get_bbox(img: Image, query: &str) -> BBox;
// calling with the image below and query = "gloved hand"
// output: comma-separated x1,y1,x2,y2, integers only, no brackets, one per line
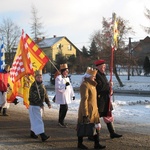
83,116,90,123
72,96,75,100
66,82,70,86
95,123,101,130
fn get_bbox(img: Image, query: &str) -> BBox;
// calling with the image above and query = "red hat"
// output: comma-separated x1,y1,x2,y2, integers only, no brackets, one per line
94,59,105,66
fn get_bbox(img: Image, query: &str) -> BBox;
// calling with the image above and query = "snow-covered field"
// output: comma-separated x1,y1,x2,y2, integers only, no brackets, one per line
43,74,150,126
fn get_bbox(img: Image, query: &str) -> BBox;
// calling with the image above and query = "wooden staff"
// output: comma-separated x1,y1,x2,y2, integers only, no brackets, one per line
108,13,118,116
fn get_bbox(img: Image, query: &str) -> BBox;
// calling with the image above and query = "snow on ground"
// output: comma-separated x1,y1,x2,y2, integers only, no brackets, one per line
42,73,150,126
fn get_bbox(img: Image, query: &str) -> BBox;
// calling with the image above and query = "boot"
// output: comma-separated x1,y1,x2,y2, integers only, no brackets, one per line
77,143,88,149
40,133,50,142
106,122,122,139
94,143,106,149
30,130,38,139
78,136,88,149
93,131,106,149
3,108,8,116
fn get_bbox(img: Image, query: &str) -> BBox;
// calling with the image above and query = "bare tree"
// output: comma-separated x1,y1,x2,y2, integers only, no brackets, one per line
142,7,150,34
0,18,20,64
30,5,44,41
91,14,134,86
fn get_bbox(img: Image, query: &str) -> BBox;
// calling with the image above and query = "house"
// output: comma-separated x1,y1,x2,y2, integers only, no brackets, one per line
37,35,80,73
132,36,150,66
37,36,77,62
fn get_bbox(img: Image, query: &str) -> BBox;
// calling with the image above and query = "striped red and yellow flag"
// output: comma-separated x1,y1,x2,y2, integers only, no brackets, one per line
8,30,49,108
25,34,49,70
9,32,33,83
17,33,49,108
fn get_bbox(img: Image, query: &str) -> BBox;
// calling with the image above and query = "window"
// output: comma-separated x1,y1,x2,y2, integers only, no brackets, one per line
57,43,62,50
68,44,72,50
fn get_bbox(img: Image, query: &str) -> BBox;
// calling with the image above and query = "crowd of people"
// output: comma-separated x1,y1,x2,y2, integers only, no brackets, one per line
0,60,122,149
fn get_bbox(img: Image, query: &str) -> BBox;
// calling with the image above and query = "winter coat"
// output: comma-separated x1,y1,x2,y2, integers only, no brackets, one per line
95,70,113,117
78,78,100,124
0,72,9,92
29,81,51,107
0,72,10,108
55,75,74,104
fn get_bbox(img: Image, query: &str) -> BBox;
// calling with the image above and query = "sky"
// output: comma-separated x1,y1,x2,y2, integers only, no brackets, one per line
0,0,150,49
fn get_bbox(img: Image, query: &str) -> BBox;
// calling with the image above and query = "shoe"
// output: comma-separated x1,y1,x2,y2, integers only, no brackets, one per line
58,122,67,128
94,143,106,149
78,143,88,149
3,114,9,116
13,98,19,105
2,108,8,116
40,133,50,142
110,133,122,139
30,131,38,139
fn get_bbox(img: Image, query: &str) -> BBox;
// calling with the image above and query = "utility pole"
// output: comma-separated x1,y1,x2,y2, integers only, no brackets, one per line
128,37,131,80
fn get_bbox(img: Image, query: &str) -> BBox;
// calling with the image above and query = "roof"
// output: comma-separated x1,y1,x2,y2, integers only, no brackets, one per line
37,36,64,48
37,36,80,51
133,36,150,50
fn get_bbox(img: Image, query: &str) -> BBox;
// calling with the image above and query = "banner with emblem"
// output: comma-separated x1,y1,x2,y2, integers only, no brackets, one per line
8,30,49,108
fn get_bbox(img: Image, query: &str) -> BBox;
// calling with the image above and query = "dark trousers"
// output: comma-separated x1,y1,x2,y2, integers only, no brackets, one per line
58,104,68,124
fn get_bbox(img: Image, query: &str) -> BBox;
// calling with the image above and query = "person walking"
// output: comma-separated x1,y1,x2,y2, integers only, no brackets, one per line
94,59,122,139
0,64,10,116
77,67,106,149
28,70,51,142
55,63,75,128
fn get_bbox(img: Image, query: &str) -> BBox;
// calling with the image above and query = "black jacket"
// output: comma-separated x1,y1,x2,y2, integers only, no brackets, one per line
95,70,113,117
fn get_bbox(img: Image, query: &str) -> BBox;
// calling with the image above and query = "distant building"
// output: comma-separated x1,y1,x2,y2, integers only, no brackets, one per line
132,36,150,65
37,36,78,61
36,36,81,72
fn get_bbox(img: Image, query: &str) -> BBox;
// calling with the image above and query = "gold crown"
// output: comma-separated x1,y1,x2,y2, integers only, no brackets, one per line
86,67,97,76
34,70,42,76
60,63,68,70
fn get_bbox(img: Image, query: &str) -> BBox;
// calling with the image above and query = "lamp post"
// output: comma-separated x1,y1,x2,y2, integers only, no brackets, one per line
128,37,131,80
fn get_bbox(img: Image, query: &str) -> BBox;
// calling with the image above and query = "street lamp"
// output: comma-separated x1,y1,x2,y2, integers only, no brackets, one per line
128,37,132,80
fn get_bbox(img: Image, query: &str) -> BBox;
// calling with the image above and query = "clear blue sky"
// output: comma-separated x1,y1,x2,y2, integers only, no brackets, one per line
0,0,150,49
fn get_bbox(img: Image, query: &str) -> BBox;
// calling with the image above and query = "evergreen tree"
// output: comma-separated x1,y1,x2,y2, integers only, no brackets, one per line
55,53,67,69
67,55,76,73
89,39,99,60
81,46,89,57
143,56,150,75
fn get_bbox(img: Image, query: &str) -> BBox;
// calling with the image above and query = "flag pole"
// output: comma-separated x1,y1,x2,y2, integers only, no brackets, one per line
48,59,69,83
48,59,60,73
